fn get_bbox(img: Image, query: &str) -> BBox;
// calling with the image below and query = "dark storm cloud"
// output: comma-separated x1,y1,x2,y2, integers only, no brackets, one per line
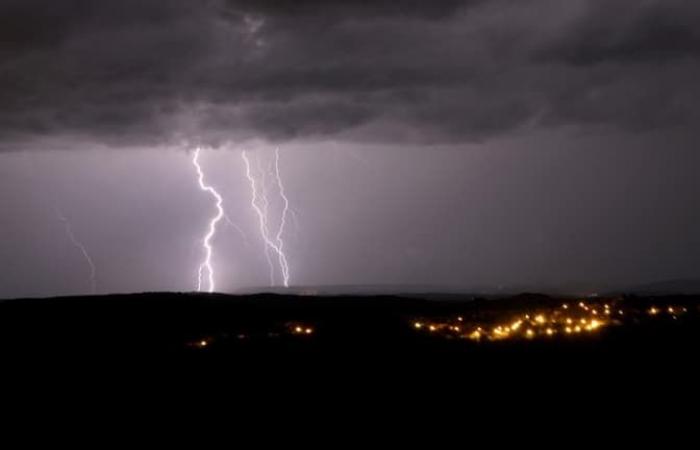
1,0,699,148
534,0,700,131
537,0,700,65
225,0,476,19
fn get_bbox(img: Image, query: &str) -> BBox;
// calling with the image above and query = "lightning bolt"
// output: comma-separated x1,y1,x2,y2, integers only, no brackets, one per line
241,149,292,287
273,148,291,286
192,147,225,293
55,208,97,295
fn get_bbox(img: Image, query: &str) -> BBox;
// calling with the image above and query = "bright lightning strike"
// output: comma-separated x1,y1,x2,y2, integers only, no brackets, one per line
192,147,225,293
241,149,292,287
56,208,97,295
273,148,291,285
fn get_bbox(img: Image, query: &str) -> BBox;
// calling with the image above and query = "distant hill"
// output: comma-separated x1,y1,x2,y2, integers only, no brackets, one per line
234,283,611,298
234,279,700,298
234,284,484,297
623,279,700,295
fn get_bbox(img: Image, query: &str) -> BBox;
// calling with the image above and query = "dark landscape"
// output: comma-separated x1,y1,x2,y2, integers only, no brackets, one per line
2,292,699,386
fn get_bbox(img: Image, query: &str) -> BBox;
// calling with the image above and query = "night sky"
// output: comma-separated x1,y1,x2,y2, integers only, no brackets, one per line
1,0,699,298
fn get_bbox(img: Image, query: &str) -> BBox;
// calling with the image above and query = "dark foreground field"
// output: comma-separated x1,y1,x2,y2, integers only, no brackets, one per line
1,292,699,387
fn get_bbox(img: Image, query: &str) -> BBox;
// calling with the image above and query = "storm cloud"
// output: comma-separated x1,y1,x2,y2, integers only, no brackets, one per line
1,0,699,148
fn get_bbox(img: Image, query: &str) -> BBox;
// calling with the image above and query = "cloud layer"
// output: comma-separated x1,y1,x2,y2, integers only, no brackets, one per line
1,0,699,148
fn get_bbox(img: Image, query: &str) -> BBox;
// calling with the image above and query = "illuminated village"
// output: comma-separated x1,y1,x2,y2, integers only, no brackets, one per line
411,300,690,342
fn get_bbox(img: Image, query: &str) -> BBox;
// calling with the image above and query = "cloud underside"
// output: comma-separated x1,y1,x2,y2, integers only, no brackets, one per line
1,0,699,148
